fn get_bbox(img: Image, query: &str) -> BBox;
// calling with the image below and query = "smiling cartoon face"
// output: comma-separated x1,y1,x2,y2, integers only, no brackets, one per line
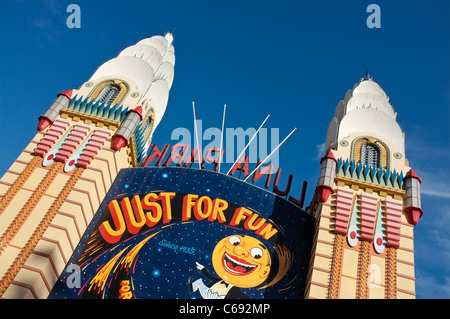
212,235,271,288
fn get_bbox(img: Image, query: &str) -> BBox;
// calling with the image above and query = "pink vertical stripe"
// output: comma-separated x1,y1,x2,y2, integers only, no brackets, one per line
384,197,403,249
334,186,355,235
359,192,378,242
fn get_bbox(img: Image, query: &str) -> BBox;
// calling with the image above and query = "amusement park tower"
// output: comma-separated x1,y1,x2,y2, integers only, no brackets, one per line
305,73,423,299
0,33,175,298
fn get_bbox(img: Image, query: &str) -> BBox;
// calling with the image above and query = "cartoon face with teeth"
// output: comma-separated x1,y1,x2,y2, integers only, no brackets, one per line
211,235,272,288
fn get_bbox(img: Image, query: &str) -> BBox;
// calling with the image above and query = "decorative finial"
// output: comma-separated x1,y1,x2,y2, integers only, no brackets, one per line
364,69,371,81
165,28,175,44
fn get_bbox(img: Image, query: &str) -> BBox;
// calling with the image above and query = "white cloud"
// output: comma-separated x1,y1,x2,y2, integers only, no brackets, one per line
418,169,450,199
422,188,450,198
416,270,450,299
405,136,450,199
24,0,65,46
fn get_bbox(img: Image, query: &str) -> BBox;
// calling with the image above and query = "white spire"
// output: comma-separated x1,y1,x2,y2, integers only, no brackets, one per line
165,32,174,44
325,74,405,154
88,34,175,130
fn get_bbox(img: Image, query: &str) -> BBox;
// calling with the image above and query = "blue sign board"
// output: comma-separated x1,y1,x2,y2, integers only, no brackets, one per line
49,167,314,299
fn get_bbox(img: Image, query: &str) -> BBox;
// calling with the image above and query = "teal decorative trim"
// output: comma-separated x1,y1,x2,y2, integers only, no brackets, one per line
66,94,129,122
336,157,404,189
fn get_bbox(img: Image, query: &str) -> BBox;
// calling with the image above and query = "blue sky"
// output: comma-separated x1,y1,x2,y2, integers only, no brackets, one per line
0,0,449,299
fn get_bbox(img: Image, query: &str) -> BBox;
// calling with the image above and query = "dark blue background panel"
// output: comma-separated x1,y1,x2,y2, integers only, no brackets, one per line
49,167,314,299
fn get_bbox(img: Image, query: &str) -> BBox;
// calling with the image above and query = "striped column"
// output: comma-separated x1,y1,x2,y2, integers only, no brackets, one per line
386,247,397,298
77,128,112,169
359,192,378,242
356,241,371,299
326,186,355,298
33,118,72,158
384,197,403,249
384,197,401,299
54,123,92,163
334,186,355,235
327,234,344,299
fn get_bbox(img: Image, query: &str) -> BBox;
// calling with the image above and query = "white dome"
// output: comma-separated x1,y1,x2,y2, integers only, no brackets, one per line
352,79,387,99
89,33,175,101
346,80,396,118
90,56,155,93
338,108,404,153
326,77,405,153
119,45,163,71
137,36,171,56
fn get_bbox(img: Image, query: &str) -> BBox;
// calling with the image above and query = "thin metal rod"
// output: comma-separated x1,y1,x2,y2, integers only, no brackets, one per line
244,127,297,182
218,104,227,173
192,101,201,169
226,114,270,175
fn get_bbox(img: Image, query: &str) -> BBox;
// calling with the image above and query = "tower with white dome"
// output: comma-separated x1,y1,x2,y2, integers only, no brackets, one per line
305,73,422,299
0,33,175,298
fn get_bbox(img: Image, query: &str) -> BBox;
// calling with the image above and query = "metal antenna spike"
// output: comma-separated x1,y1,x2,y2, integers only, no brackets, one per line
244,127,297,182
218,104,227,173
227,114,271,175
192,101,201,169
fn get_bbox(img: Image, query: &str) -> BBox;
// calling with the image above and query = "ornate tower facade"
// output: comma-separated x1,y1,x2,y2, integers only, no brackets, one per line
0,33,175,298
305,74,423,299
